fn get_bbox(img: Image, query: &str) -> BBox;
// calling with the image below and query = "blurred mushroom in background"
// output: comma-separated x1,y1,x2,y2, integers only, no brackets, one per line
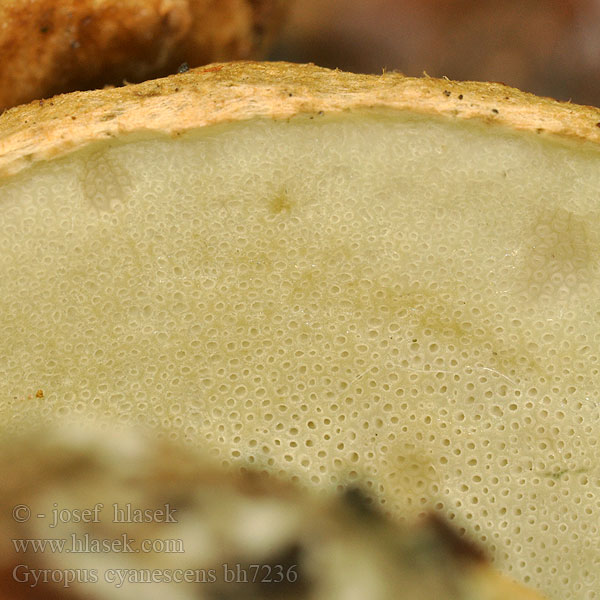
7,1,599,111
270,0,600,106
0,0,288,111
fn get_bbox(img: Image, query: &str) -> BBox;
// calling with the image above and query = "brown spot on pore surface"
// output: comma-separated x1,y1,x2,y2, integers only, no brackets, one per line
269,190,293,214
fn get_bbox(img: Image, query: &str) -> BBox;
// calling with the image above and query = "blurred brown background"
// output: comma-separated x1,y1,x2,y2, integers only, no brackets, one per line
3,0,600,110
271,0,600,107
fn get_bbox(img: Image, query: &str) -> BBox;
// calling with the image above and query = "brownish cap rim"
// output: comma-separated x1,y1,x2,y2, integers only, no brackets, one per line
1,60,600,178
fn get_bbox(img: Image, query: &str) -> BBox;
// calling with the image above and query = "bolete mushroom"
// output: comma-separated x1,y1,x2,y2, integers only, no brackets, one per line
0,62,597,599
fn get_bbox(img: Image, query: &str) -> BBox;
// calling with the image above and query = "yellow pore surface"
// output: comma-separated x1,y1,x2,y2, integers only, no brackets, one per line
0,113,599,599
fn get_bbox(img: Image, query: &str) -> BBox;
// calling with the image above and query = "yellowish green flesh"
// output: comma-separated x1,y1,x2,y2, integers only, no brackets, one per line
1,112,599,599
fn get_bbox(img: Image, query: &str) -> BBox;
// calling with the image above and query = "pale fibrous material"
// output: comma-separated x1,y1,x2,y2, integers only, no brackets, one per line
0,426,543,599
0,62,599,600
